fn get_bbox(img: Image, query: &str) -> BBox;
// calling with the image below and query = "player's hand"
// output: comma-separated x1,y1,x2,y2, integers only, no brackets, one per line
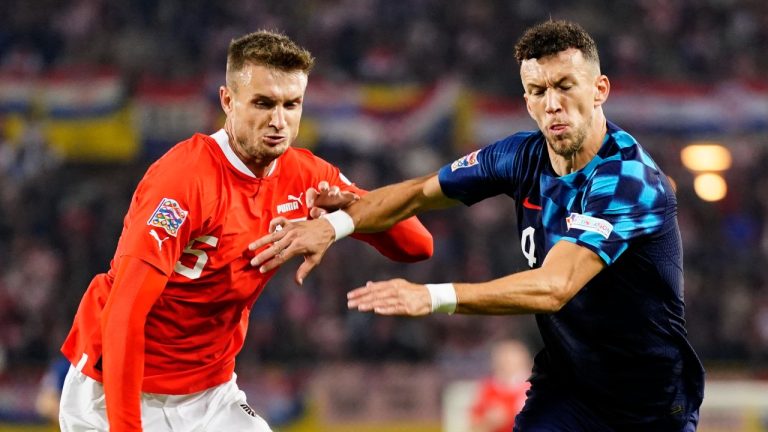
248,218,336,285
347,279,432,316
306,181,359,219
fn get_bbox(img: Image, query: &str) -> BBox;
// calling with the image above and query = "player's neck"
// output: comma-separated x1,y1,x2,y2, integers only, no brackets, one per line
223,127,276,178
549,113,607,176
246,161,275,178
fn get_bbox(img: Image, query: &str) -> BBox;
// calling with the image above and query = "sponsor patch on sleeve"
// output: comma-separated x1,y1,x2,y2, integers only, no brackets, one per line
450,150,481,171
565,213,613,239
147,198,189,237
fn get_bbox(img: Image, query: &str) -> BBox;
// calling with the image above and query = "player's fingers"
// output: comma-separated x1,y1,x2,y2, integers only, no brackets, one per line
347,281,375,301
251,235,293,267
347,281,392,308
256,247,291,273
305,187,318,208
373,305,401,315
309,207,327,219
248,229,286,252
354,294,399,312
295,258,320,286
329,185,341,196
337,191,360,207
252,239,285,267
269,216,289,233
318,180,330,192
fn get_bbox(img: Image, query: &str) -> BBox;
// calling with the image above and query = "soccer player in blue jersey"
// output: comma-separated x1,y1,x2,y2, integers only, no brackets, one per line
250,20,705,431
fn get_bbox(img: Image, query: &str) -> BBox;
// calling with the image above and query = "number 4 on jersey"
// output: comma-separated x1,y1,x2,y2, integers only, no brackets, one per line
521,227,537,268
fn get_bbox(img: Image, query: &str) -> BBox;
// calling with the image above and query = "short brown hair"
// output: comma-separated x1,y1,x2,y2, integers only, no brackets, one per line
227,30,315,77
514,20,599,65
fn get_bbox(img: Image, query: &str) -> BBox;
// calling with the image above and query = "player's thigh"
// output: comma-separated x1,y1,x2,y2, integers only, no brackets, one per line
202,379,272,432
513,386,611,432
59,366,109,432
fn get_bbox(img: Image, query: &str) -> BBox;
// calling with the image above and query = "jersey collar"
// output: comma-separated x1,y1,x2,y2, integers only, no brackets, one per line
210,129,277,178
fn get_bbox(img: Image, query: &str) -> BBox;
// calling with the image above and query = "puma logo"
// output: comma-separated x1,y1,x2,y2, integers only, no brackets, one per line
149,229,170,251
277,192,304,214
287,192,304,204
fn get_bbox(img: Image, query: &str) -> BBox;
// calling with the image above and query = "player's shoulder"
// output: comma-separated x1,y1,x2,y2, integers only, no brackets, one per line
491,130,542,151
602,122,660,170
280,146,337,172
148,132,219,173
138,132,222,198
473,129,544,171
283,146,324,163
590,122,670,203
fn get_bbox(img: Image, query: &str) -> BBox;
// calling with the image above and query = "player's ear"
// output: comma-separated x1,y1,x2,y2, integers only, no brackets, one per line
594,75,610,107
219,85,233,114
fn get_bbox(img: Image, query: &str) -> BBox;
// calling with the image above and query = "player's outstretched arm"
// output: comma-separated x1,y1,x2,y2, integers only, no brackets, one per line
304,180,434,262
249,173,456,283
101,256,167,431
347,240,605,316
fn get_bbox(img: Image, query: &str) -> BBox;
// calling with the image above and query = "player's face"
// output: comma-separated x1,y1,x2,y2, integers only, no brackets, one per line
220,62,307,173
521,49,606,159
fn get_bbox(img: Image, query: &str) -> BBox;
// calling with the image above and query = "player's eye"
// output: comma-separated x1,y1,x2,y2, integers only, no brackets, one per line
253,100,274,108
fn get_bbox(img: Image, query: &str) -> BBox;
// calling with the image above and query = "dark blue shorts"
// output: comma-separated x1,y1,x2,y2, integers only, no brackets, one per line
512,385,699,432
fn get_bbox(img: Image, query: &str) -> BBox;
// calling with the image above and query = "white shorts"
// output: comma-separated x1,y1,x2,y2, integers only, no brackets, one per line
59,365,272,432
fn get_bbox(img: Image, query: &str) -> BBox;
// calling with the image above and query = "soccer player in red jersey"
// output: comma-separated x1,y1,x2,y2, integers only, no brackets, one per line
58,30,433,432
469,340,531,432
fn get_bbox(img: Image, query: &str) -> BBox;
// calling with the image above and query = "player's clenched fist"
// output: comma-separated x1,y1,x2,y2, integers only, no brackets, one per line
347,279,432,316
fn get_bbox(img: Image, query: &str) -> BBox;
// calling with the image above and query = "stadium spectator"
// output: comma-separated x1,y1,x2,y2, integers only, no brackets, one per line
469,339,532,432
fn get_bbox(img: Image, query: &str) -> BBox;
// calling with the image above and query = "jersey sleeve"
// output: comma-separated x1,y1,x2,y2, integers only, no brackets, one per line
437,135,523,206
101,256,168,431
115,153,210,275
559,159,670,265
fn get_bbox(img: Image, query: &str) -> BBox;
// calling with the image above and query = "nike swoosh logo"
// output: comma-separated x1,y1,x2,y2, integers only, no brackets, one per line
522,197,543,211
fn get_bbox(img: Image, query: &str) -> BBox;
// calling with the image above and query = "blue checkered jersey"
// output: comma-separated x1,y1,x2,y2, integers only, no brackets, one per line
438,121,704,425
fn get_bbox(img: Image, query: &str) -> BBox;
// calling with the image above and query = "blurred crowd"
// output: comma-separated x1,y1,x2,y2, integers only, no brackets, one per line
1,0,767,384
2,0,767,91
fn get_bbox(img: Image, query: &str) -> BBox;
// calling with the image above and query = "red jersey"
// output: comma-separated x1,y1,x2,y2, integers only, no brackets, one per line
61,129,432,395
470,377,530,432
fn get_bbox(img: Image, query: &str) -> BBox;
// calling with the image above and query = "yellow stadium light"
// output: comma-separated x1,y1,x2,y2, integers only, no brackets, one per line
693,173,727,202
680,142,732,172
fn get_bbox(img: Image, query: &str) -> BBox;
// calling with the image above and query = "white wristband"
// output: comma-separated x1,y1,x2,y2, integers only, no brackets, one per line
425,283,457,314
321,210,355,241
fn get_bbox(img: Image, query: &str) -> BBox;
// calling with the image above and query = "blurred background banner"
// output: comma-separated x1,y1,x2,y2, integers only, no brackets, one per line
134,76,212,160
1,0,767,430
1,69,139,162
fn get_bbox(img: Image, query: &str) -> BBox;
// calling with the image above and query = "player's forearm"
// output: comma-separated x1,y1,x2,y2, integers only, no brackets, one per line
454,268,573,314
348,174,453,233
454,241,605,314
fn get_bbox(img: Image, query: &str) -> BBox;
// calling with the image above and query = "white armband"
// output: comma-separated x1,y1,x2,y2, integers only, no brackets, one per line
321,210,355,241
425,283,457,314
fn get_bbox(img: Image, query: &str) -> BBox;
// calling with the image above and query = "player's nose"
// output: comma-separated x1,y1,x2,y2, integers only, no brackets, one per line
544,90,562,113
269,106,286,130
